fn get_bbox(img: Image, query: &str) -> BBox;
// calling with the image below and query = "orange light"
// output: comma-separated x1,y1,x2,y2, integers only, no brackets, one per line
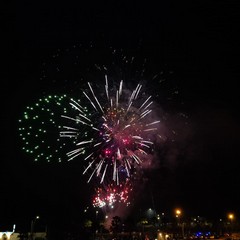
175,209,181,216
228,213,234,220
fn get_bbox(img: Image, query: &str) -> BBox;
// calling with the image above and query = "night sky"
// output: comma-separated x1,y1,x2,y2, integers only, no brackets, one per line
2,0,240,231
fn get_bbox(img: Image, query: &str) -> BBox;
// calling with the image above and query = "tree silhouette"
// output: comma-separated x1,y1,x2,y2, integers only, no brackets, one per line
110,216,122,233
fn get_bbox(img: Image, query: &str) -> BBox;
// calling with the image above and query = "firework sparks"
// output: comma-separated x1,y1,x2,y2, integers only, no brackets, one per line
93,180,132,208
18,43,186,216
60,77,161,185
18,95,72,163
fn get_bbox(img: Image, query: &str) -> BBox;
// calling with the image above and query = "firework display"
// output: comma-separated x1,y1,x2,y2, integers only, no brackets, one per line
60,76,161,186
18,95,72,163
18,44,182,211
93,179,132,208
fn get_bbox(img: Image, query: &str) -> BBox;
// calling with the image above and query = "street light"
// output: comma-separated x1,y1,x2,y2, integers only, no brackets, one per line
175,209,181,218
30,216,40,240
95,211,99,232
228,213,234,238
147,208,155,218
228,213,234,221
175,209,184,239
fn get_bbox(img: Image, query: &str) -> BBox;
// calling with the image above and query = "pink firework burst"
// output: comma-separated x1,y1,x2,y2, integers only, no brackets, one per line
92,179,132,208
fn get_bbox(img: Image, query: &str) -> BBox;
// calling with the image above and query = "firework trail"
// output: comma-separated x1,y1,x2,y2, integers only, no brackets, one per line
60,76,161,186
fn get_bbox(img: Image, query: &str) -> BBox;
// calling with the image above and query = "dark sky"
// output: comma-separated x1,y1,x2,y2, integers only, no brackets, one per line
2,0,240,230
